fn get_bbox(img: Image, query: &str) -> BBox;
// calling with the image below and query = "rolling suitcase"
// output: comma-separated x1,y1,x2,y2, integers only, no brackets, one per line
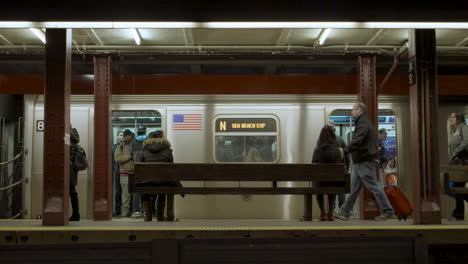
385,186,413,220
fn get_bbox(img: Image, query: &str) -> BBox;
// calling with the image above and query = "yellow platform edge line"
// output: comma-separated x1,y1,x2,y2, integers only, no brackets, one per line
2,225,468,231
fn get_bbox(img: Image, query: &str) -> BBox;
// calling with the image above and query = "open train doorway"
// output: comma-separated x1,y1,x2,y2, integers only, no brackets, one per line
110,110,162,217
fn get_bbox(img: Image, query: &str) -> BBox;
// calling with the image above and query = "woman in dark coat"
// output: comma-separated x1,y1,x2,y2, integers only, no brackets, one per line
140,131,177,221
312,125,344,221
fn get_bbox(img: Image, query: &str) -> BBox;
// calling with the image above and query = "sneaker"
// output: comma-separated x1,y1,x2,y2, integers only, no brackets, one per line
327,213,335,221
333,211,349,221
447,215,464,221
374,213,393,221
131,211,144,218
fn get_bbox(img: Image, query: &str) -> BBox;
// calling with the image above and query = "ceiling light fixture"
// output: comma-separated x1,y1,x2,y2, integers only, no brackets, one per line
318,28,333,45
29,28,45,44
130,28,141,45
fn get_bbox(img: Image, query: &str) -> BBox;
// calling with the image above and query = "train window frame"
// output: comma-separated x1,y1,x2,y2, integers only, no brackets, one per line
111,110,163,144
212,114,281,164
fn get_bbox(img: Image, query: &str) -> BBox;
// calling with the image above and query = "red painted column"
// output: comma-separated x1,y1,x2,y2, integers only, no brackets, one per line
356,55,380,220
408,29,441,224
93,56,112,220
42,29,72,225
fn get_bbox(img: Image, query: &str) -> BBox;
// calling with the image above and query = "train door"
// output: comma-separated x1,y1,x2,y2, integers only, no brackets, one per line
111,110,162,216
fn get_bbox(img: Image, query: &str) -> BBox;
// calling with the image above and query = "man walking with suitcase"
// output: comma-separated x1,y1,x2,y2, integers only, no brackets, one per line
334,102,395,221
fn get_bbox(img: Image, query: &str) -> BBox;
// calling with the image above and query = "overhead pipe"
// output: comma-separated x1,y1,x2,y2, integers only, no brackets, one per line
379,50,399,90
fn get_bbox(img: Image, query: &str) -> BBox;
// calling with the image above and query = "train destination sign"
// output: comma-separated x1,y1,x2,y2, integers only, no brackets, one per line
215,118,277,132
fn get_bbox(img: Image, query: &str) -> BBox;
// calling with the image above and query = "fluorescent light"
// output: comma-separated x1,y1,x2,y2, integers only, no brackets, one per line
130,28,141,45
0,21,467,29
319,28,332,45
29,28,45,44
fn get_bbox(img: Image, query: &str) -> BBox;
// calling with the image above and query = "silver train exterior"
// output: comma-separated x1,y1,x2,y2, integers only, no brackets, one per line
21,94,467,220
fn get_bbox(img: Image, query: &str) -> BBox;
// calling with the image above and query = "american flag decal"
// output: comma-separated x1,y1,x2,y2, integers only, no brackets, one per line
173,114,203,130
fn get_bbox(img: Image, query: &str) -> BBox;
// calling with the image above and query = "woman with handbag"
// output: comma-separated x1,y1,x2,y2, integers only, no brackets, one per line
447,112,468,220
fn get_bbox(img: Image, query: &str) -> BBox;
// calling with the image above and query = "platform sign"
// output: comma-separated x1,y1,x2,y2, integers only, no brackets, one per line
408,58,416,86
36,120,45,132
215,118,276,132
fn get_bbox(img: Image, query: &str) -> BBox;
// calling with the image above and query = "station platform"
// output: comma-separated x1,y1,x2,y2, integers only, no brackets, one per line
1,219,468,245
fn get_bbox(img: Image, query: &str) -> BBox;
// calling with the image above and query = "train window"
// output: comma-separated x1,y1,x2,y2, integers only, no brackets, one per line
111,111,162,143
213,116,279,163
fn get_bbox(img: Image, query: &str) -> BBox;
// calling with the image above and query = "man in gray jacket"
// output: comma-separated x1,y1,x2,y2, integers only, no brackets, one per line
334,103,394,221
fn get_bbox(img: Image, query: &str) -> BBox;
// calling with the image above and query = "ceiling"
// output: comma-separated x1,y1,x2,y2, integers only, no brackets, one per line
1,28,468,75
1,28,468,55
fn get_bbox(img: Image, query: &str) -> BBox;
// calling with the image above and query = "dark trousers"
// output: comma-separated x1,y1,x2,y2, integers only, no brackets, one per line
452,182,468,219
69,184,79,218
449,159,468,219
113,168,122,214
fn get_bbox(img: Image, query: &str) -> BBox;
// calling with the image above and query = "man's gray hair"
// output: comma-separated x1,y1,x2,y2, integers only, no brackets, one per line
355,102,367,113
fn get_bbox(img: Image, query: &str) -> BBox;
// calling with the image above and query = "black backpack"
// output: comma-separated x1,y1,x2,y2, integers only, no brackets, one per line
73,144,88,171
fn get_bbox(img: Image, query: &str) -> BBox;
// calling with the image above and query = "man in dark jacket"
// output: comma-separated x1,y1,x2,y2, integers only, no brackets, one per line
139,131,177,221
334,103,394,221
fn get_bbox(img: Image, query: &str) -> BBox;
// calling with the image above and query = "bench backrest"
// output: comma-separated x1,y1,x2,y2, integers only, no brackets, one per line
134,162,346,182
440,165,468,194
129,163,349,195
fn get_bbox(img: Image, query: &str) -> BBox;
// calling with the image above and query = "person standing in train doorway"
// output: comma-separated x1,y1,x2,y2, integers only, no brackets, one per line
334,102,395,221
447,112,468,220
69,127,88,221
112,131,124,216
129,126,147,218
114,129,135,218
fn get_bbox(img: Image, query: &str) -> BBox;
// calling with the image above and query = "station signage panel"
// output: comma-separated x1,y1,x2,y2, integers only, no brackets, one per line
215,118,277,132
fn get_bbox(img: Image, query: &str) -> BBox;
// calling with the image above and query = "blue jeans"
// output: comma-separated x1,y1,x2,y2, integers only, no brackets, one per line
340,160,394,217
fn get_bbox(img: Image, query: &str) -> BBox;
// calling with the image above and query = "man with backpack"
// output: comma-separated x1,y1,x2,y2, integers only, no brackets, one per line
69,127,88,221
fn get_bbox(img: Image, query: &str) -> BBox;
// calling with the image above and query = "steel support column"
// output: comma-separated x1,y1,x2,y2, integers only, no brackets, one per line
357,55,380,220
42,29,71,225
408,29,441,224
93,56,112,220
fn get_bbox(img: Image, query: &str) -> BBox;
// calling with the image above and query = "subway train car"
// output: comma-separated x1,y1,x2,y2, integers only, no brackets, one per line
21,94,468,220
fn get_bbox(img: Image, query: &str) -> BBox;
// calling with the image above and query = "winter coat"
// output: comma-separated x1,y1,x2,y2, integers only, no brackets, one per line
141,137,174,163
114,142,134,174
70,143,78,187
344,113,379,164
312,144,344,188
312,144,343,164
139,137,180,188
131,134,147,154
69,128,81,187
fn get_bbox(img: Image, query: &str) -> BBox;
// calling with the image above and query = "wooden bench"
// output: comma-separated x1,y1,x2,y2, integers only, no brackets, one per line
441,165,468,195
129,163,349,221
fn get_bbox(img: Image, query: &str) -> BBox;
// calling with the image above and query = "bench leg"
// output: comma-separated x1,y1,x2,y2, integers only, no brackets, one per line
303,194,312,221
167,194,175,221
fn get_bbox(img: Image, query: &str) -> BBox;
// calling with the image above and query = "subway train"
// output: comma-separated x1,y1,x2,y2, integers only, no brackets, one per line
19,94,468,220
